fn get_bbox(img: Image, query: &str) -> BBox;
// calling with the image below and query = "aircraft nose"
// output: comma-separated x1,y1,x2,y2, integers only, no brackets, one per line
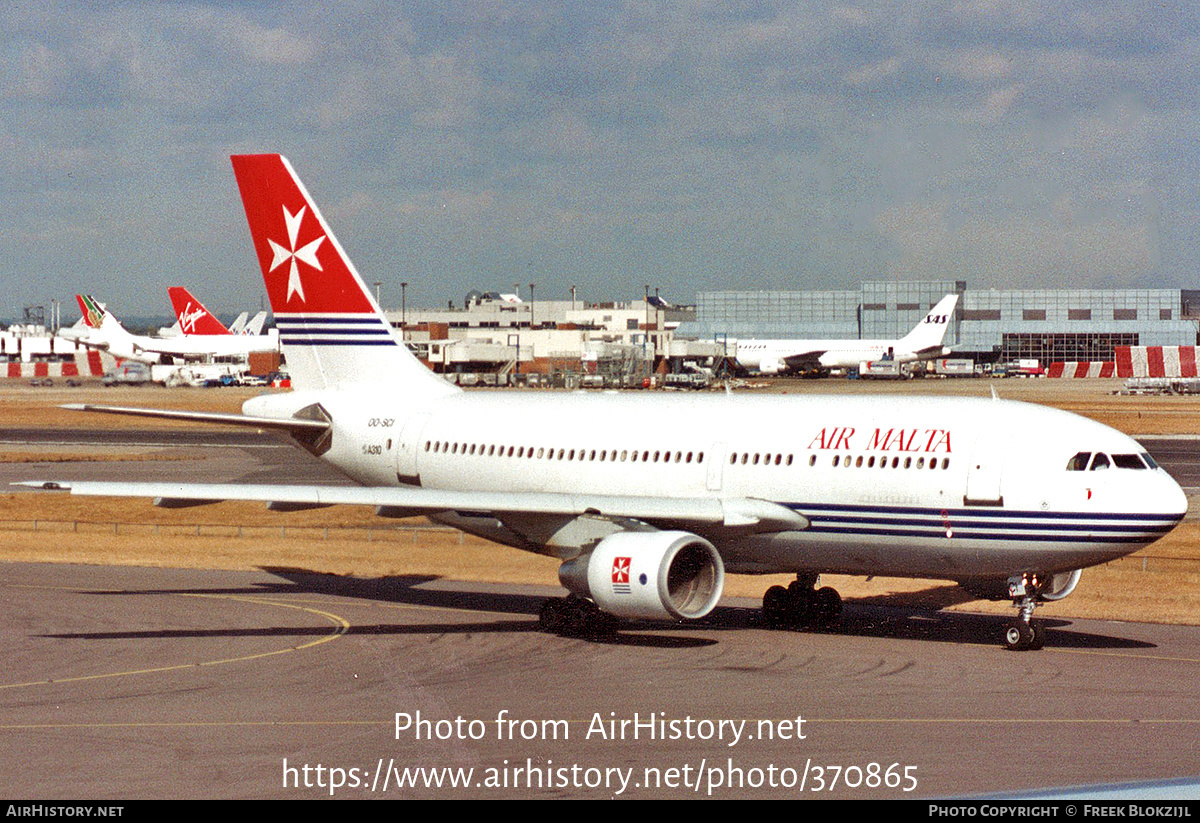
1164,473,1189,521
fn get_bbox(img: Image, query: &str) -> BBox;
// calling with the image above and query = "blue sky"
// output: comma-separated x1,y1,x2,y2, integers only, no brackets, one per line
3,1,1199,320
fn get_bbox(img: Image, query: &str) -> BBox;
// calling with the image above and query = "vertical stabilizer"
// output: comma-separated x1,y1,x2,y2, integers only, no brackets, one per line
243,311,268,336
229,154,456,397
898,293,959,356
168,287,232,336
76,295,105,329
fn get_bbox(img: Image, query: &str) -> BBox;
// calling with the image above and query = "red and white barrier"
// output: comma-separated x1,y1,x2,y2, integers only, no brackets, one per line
1047,361,1115,378
1114,346,1199,378
2,350,113,379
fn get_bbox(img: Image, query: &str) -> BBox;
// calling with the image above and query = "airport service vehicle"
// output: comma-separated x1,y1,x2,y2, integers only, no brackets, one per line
26,155,1187,651
732,294,959,376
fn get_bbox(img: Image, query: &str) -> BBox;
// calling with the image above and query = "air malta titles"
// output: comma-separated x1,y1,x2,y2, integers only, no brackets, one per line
806,427,953,453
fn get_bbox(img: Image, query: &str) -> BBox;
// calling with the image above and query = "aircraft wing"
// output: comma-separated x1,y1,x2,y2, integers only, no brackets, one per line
125,342,220,361
16,480,809,532
781,350,825,372
57,328,106,349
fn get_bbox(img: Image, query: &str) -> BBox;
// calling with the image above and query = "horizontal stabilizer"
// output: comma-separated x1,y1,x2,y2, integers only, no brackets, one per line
60,403,330,436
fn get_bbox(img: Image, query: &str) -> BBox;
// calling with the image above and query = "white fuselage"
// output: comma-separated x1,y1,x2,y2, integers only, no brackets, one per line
62,324,278,364
734,339,938,374
247,390,1185,583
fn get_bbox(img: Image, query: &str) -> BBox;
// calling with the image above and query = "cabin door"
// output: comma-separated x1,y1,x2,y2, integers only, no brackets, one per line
963,427,1006,506
707,441,727,491
396,413,431,486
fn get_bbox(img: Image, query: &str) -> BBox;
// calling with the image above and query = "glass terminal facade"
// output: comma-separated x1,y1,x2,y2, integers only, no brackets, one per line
681,282,1200,363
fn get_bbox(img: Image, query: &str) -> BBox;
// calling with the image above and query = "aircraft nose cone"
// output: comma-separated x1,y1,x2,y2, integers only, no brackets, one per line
1165,475,1189,521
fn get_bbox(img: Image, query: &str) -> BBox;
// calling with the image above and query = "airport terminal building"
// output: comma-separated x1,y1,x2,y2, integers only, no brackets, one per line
683,281,1200,366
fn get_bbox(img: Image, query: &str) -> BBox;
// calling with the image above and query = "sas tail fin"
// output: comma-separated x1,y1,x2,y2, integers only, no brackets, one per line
898,293,960,357
229,154,454,396
168,287,231,336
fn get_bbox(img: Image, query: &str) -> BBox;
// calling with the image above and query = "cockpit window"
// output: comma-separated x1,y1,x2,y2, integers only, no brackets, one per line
1141,452,1160,469
1112,454,1147,470
1066,452,1091,471
1089,453,1110,471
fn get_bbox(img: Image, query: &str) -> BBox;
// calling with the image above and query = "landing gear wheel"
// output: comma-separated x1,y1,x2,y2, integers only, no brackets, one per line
762,574,839,630
1004,619,1034,651
1029,621,1046,651
538,596,617,639
762,586,792,627
810,587,843,628
538,598,566,633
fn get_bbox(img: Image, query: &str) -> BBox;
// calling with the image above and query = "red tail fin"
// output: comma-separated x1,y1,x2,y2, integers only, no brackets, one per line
168,287,231,335
229,154,454,396
230,154,375,316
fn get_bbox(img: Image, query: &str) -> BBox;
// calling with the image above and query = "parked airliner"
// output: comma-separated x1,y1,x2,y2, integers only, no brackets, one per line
170,287,269,338
733,294,959,376
60,293,278,364
26,155,1187,650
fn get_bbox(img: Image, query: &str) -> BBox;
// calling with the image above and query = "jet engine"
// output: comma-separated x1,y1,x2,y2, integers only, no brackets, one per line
557,531,724,621
757,358,786,375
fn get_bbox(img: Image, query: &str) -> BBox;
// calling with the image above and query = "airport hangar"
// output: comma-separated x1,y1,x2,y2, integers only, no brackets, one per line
679,280,1200,368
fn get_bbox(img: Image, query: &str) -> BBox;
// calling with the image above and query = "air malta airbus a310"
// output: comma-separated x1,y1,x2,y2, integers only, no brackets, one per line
24,155,1187,651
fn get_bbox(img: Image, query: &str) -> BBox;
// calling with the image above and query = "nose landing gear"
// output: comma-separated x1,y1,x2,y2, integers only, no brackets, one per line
1004,573,1047,651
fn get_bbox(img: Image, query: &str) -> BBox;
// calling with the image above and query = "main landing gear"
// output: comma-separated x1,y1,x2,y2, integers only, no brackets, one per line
1003,573,1047,651
761,573,842,630
538,595,618,638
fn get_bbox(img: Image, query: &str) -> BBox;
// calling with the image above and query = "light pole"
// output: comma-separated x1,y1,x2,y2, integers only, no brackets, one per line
529,282,536,327
401,281,408,327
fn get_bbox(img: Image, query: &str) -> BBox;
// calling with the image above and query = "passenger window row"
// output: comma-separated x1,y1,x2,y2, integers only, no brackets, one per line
424,440,706,465
729,452,795,466
832,454,950,470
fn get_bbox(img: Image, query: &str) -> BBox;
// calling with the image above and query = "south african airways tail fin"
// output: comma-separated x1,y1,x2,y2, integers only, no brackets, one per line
229,154,455,397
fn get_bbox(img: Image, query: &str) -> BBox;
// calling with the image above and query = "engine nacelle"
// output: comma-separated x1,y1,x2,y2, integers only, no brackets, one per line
557,531,724,621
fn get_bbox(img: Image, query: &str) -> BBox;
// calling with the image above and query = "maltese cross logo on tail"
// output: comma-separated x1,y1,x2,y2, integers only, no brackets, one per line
268,206,325,303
